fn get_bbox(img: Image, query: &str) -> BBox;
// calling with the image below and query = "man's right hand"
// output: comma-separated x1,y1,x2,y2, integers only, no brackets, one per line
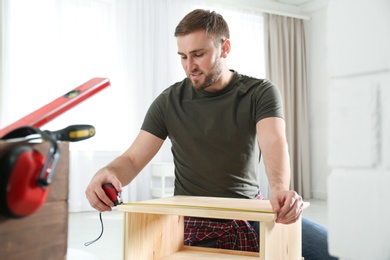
85,168,123,212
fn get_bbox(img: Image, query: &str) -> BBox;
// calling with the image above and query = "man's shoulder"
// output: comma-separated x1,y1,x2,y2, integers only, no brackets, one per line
234,72,275,93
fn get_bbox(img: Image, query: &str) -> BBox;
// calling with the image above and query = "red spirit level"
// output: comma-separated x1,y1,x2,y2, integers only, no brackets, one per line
0,77,110,138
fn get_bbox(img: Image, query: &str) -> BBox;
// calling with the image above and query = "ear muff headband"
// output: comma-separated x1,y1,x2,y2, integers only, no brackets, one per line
0,126,60,218
1,126,60,187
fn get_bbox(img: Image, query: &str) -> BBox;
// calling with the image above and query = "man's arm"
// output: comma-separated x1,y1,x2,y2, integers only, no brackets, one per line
256,117,303,224
85,130,164,212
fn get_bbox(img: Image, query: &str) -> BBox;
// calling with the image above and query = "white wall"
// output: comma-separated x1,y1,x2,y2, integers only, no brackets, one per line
304,2,390,258
326,0,390,259
303,4,330,199
303,1,390,258
69,150,124,212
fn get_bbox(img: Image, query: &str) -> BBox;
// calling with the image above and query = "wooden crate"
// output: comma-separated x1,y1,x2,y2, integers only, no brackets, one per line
118,196,309,260
0,141,69,260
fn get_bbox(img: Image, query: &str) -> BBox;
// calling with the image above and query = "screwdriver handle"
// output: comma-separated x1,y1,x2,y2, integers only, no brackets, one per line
44,124,95,142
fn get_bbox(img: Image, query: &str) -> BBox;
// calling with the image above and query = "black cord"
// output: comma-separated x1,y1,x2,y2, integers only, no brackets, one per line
84,212,104,246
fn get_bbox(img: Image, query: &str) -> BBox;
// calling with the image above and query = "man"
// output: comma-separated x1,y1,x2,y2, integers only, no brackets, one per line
86,9,336,259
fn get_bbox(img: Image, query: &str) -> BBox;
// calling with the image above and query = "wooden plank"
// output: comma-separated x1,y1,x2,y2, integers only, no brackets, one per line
0,201,68,260
123,213,184,260
260,217,302,260
158,247,259,260
120,203,276,222
0,142,69,260
119,196,309,222
119,196,276,222
46,142,69,202
182,246,259,257
130,196,275,212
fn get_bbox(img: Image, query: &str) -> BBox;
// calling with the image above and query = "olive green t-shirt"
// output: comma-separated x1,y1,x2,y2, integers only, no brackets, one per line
141,71,283,199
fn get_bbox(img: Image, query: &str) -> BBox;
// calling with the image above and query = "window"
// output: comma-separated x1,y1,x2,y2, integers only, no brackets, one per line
1,0,266,206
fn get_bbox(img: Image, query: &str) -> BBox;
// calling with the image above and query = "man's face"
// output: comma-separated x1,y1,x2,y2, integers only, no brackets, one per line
177,30,222,91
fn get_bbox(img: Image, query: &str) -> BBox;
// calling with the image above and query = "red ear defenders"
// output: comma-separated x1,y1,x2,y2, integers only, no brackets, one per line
0,126,59,218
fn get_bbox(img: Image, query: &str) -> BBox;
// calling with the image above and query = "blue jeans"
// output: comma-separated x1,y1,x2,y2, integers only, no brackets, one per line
301,217,338,260
192,217,338,260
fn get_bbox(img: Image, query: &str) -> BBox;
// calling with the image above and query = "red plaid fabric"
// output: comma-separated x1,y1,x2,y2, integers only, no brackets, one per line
184,217,259,252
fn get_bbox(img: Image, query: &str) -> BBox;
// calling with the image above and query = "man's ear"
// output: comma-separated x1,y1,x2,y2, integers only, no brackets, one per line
221,39,231,58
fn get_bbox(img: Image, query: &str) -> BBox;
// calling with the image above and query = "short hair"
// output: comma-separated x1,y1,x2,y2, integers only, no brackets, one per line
174,9,230,44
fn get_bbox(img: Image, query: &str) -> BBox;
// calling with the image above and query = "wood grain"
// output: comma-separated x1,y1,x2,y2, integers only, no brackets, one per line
0,142,69,260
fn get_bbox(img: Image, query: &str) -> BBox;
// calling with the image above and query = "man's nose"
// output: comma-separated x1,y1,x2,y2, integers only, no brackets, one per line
186,57,197,71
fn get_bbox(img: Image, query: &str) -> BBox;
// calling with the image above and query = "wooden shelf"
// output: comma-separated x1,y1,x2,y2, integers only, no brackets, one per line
158,247,259,260
118,196,309,260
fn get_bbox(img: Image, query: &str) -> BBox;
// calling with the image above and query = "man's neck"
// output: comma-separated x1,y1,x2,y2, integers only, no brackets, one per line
207,69,234,92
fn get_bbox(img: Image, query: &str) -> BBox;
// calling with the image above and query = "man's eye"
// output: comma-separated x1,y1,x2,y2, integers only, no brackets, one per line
194,53,204,58
180,56,187,60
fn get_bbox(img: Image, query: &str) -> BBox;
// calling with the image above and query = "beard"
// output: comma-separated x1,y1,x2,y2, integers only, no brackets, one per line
189,57,223,91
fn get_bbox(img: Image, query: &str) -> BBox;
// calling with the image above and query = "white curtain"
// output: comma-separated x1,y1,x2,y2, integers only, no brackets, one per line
1,0,266,211
264,14,311,199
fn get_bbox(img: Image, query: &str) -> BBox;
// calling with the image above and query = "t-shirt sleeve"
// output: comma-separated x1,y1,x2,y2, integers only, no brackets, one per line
255,80,284,123
141,93,168,140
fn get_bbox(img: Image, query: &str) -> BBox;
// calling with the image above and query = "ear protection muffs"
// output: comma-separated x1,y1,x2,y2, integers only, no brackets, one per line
0,126,59,218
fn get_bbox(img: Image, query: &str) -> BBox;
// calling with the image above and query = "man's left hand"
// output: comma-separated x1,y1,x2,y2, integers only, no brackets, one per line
270,190,303,224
